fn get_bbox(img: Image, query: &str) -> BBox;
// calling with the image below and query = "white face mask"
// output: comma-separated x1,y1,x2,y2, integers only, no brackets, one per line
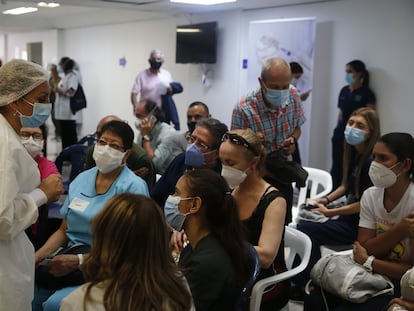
368,161,400,188
21,136,43,158
221,165,249,189
92,144,125,174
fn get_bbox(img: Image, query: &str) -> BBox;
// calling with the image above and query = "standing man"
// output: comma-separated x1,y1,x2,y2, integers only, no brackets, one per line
231,57,306,223
131,49,173,109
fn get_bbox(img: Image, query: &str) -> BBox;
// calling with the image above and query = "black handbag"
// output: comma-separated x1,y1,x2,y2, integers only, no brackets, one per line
265,155,309,187
70,83,87,115
35,244,90,290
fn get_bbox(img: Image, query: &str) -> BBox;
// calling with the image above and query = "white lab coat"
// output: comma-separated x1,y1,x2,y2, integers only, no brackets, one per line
0,114,40,310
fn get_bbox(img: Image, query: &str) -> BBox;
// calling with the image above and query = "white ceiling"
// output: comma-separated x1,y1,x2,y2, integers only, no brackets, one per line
0,0,334,33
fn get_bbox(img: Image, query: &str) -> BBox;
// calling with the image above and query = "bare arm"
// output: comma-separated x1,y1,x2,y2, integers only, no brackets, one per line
35,219,69,264
255,196,286,269
130,92,137,107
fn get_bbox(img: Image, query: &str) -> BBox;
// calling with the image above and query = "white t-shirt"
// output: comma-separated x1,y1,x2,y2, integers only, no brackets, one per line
359,183,414,264
131,68,172,108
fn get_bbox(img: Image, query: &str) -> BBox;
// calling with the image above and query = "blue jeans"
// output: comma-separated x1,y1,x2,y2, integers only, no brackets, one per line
33,286,79,311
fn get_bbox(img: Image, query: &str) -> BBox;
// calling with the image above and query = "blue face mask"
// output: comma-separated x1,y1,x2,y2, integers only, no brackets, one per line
57,65,64,74
18,99,52,128
264,86,290,107
185,143,205,167
164,195,193,231
344,126,367,146
346,73,356,85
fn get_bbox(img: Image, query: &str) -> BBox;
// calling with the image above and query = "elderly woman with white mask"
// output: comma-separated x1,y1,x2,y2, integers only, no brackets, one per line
33,120,149,311
0,59,64,310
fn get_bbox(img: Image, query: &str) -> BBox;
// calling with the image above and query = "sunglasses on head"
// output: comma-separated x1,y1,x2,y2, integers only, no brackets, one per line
222,132,259,156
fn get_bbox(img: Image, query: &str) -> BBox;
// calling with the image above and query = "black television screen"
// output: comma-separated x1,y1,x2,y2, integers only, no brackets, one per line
176,22,217,64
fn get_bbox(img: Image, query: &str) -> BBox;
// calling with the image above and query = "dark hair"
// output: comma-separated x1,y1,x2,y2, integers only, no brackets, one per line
290,61,304,74
188,101,209,115
347,59,370,87
378,133,414,182
99,120,134,151
196,118,228,150
60,57,75,72
182,169,249,287
84,193,193,311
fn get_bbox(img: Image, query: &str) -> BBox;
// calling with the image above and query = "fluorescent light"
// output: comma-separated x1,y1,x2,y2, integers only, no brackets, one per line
2,7,38,15
177,28,202,33
38,2,60,8
171,0,236,5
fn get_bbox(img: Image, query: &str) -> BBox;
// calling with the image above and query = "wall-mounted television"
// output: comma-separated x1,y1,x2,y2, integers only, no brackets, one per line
175,21,218,64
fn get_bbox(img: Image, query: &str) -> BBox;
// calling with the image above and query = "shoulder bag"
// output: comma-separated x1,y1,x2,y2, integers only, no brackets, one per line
310,252,394,303
70,83,87,115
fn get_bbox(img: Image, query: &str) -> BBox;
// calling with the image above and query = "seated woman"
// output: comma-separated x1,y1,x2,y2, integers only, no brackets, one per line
60,193,194,311
20,126,60,249
33,120,149,311
294,107,380,292
305,132,414,310
219,129,289,310
168,169,249,311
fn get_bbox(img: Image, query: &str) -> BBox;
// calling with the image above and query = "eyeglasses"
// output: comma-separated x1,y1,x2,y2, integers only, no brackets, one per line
20,131,43,141
186,133,211,152
97,139,124,152
221,132,259,156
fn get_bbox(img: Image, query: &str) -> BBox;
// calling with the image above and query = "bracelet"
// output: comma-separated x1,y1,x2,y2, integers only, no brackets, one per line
77,254,84,270
325,196,330,204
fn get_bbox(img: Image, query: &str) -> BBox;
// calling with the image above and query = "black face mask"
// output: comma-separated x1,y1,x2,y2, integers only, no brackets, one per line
149,60,162,70
187,122,197,133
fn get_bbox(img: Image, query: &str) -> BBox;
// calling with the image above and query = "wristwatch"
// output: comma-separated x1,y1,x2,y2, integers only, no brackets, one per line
363,255,375,272
143,135,151,142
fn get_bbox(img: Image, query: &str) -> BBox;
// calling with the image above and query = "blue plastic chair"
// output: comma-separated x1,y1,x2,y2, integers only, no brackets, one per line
234,242,261,311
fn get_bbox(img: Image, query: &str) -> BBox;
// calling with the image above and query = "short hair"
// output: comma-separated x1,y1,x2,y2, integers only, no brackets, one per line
290,61,304,74
196,118,228,150
260,57,290,83
99,120,134,151
188,101,209,115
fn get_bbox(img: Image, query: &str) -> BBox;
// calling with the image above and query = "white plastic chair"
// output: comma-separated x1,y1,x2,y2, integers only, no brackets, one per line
249,226,312,311
291,167,333,225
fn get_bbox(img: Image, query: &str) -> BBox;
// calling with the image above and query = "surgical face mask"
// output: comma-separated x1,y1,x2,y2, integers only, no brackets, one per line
149,59,162,70
368,161,400,188
291,78,299,87
221,165,249,189
185,143,205,167
18,99,52,128
21,136,44,158
92,144,125,174
164,195,193,231
57,65,64,74
263,86,290,107
346,72,356,85
344,126,367,146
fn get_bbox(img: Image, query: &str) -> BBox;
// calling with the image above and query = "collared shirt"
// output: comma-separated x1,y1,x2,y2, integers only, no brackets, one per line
131,68,172,107
136,121,177,175
231,86,306,156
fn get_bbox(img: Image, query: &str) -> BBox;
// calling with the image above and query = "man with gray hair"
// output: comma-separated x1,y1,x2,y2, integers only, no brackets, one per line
130,49,173,109
231,57,306,224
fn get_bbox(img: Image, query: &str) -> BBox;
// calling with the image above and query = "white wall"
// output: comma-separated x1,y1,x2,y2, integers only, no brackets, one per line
3,0,414,171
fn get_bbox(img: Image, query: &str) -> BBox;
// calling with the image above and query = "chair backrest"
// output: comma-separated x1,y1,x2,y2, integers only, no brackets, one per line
233,242,261,311
55,144,88,191
296,166,333,208
249,226,312,311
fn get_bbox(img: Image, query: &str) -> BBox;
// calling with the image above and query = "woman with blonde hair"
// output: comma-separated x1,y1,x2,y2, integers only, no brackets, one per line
219,128,289,310
294,107,380,295
61,193,194,311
